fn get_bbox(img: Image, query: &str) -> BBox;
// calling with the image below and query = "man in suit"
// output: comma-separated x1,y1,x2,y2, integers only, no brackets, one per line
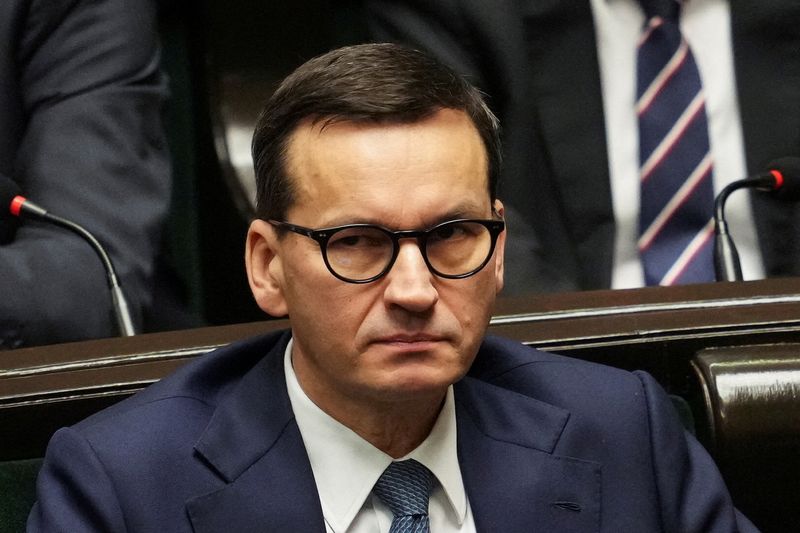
29,43,755,532
0,0,178,348
364,0,800,294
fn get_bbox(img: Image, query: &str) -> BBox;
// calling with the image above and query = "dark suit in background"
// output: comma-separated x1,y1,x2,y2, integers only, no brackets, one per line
365,0,800,294
28,331,756,532
0,0,171,347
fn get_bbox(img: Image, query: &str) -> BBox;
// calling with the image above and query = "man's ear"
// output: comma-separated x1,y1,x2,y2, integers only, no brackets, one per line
245,219,289,317
493,199,506,293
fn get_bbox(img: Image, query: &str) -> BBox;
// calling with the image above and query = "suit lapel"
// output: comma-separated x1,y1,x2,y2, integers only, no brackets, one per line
183,333,603,532
186,332,326,533
455,376,601,532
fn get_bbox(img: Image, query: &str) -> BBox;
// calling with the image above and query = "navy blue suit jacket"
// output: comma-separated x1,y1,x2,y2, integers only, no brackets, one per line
29,331,756,531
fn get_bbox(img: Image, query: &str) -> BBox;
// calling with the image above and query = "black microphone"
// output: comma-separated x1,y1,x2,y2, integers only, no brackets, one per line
714,157,800,282
0,173,136,336
0,173,22,244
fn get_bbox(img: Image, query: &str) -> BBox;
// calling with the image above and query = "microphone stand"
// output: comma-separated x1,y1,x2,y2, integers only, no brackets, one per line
713,173,780,282
18,202,136,336
713,181,744,282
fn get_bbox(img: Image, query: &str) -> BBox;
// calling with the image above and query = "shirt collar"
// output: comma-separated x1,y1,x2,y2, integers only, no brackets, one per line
284,338,468,532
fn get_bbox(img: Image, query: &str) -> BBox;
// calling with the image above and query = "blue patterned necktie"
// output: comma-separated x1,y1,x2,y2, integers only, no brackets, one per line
636,0,716,285
373,460,434,533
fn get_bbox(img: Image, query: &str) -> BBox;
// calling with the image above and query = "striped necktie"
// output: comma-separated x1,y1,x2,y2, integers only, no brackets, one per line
373,460,434,533
636,0,715,285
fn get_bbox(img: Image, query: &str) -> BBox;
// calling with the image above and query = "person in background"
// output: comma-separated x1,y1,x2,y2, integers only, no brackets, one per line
0,0,176,348
29,43,756,532
364,0,800,294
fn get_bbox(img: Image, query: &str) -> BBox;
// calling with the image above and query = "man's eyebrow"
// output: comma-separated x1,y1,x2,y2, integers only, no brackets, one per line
317,203,493,229
313,215,386,228
425,207,493,226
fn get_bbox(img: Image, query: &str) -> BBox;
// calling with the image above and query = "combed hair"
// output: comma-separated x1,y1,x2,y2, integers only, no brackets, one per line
251,42,501,220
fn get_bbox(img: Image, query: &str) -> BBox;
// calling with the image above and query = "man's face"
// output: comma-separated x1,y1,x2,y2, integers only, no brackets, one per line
246,108,505,415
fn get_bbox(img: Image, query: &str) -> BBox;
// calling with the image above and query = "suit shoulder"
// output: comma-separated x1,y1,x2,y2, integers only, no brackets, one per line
72,330,290,436
473,335,634,381
469,335,649,411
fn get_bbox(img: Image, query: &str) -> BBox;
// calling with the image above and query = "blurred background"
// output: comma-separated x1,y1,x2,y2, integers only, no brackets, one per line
159,0,370,327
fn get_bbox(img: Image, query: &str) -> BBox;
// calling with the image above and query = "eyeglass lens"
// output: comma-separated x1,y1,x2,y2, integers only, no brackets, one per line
324,221,494,281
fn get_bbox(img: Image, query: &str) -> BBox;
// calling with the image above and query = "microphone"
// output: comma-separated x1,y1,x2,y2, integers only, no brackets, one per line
0,173,22,244
0,173,136,336
714,157,800,282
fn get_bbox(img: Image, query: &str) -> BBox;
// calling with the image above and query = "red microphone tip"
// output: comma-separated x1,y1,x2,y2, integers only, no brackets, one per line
10,195,26,217
770,170,784,190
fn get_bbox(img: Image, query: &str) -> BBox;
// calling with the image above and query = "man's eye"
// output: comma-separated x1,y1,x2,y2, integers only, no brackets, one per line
330,231,385,248
338,235,363,247
431,224,470,242
433,226,456,240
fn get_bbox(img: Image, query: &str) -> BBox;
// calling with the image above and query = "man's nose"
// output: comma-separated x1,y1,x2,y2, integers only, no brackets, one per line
383,241,439,312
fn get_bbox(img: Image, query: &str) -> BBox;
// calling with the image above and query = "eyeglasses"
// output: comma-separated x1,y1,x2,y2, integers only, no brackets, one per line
268,218,505,283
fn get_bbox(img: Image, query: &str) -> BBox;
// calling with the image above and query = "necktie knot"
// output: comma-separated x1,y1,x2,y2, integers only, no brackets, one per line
639,0,680,21
373,460,433,532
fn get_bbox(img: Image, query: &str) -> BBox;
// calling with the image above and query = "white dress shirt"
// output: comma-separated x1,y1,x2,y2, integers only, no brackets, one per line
590,0,764,287
283,339,477,532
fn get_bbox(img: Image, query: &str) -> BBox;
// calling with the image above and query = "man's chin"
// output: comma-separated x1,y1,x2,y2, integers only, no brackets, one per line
364,366,463,401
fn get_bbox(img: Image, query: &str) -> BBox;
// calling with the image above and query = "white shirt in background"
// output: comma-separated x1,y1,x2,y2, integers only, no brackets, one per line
590,0,764,287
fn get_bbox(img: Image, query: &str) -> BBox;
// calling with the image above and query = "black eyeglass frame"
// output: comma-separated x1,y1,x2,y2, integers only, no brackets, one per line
268,218,506,284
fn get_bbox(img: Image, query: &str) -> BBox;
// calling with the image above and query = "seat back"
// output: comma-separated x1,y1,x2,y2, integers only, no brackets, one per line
693,344,800,532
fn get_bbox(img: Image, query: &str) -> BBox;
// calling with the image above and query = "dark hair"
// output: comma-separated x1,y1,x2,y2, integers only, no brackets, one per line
251,42,501,220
